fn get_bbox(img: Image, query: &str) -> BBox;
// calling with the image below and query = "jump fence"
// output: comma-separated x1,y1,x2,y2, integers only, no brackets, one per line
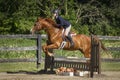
44,35,101,77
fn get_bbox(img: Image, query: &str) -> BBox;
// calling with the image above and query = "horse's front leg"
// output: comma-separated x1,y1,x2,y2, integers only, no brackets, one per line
42,43,59,56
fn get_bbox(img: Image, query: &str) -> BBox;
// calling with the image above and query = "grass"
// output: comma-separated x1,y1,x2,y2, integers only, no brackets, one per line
102,62,120,71
0,38,36,47
0,62,44,72
0,51,37,59
0,62,120,72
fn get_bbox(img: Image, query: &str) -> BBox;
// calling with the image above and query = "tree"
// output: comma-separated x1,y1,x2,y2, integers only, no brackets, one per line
0,0,119,35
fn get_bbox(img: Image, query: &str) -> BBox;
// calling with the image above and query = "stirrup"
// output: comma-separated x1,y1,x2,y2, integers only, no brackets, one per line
59,41,66,49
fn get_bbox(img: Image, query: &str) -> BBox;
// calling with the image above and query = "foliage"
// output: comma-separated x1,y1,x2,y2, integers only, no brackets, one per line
0,0,120,35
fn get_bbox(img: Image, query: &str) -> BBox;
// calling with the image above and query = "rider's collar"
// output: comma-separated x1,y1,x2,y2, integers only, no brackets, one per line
55,15,58,18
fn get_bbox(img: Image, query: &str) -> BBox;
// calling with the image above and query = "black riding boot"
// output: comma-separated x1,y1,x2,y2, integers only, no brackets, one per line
66,35,74,48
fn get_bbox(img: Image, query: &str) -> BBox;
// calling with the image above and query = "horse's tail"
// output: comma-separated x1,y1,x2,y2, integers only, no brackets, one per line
93,35,107,51
99,40,107,51
93,35,112,57
99,38,113,58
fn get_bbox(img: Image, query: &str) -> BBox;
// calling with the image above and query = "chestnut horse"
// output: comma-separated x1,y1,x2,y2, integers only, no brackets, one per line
31,17,106,58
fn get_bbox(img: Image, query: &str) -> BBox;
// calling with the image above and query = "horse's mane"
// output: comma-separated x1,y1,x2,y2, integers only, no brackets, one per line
44,18,59,28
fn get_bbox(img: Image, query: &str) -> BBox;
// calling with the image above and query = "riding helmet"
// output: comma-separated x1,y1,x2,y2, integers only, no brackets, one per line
52,9,59,15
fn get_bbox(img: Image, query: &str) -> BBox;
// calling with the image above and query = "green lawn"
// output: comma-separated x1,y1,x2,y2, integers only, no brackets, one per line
102,62,120,71
0,62,43,72
0,62,120,72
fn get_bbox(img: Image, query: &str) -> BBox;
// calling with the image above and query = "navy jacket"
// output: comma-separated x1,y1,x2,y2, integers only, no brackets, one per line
55,16,70,29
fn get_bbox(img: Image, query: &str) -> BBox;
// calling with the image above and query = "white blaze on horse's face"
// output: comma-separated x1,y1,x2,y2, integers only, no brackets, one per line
30,27,34,35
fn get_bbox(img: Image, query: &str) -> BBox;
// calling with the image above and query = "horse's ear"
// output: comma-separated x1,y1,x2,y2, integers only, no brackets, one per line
44,18,49,22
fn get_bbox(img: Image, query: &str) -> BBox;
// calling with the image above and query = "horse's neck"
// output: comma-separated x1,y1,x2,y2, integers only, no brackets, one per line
48,27,62,37
46,26,62,41
42,19,62,40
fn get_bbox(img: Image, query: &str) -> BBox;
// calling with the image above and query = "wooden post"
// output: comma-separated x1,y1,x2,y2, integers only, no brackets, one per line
44,54,49,71
36,34,42,68
98,41,101,74
90,35,101,78
90,35,94,78
94,38,101,74
44,40,54,72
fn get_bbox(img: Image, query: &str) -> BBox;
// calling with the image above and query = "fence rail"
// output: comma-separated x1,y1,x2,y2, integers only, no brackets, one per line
0,34,47,39
0,46,119,51
0,34,120,40
0,58,120,63
107,47,120,51
0,34,119,51
97,35,120,40
0,34,120,64
0,46,37,51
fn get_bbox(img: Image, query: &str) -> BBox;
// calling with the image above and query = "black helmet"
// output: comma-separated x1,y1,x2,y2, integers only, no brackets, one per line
52,9,59,14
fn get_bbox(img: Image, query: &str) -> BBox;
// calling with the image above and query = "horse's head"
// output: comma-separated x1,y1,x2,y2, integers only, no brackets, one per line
31,17,60,35
30,17,44,34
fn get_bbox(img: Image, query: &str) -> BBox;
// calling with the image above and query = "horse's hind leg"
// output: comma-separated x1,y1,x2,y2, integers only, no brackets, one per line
83,49,91,58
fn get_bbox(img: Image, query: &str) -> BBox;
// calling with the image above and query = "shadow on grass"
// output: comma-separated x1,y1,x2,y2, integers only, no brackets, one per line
7,69,56,75
6,70,109,78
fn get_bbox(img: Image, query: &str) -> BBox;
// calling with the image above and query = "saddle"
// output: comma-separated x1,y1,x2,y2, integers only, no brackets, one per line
59,32,76,49
69,32,77,37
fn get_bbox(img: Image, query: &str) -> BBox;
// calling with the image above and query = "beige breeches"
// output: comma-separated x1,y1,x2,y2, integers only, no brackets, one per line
62,25,71,36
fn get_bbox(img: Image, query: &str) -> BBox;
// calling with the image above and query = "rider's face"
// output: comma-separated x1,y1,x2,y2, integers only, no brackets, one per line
53,13,57,18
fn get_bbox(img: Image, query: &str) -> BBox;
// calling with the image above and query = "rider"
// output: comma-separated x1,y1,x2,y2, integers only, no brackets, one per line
52,9,74,48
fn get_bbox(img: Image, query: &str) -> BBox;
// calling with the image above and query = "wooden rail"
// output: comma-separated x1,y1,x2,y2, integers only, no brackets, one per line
0,34,47,39
0,34,119,40
97,35,120,40
0,58,120,63
0,46,37,51
0,46,119,51
0,35,119,51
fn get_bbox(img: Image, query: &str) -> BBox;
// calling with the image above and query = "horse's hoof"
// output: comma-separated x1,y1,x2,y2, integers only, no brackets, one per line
48,53,54,57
